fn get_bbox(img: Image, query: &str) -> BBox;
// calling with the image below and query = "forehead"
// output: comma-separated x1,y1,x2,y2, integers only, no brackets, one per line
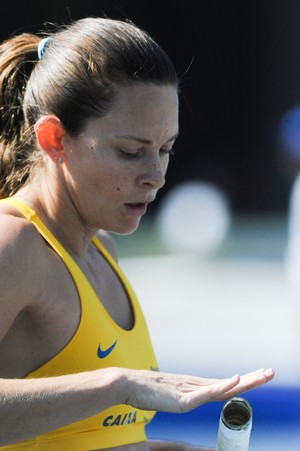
114,83,178,111
84,84,179,141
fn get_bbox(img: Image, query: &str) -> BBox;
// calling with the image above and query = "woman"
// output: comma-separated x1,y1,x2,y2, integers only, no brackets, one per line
0,17,274,450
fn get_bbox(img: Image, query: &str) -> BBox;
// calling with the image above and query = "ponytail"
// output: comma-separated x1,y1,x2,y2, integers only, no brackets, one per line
0,33,40,198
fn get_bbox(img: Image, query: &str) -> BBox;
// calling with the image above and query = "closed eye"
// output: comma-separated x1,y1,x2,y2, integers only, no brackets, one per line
119,149,140,158
160,148,175,156
119,147,175,158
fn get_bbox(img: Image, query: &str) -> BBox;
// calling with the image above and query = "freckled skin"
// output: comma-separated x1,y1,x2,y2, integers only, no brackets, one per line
58,84,179,237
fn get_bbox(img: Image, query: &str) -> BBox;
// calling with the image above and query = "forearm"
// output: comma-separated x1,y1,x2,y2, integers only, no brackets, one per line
0,366,274,446
0,367,125,446
148,440,214,451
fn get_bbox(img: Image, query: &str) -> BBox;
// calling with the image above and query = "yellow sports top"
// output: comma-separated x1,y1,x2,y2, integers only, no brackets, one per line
0,198,158,450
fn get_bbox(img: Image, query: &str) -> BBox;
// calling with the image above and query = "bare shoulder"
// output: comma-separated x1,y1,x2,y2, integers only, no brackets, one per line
0,208,50,339
96,230,119,261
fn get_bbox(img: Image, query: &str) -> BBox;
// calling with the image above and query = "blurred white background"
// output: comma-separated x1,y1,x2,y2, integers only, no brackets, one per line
114,199,300,450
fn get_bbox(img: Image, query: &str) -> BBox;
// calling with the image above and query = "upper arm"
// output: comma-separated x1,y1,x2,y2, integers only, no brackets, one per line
0,215,47,342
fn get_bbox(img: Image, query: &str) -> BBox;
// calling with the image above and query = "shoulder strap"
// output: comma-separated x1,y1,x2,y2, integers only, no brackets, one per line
1,197,72,262
1,198,123,279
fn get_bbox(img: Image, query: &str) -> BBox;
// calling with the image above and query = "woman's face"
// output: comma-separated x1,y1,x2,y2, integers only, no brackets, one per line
63,83,179,234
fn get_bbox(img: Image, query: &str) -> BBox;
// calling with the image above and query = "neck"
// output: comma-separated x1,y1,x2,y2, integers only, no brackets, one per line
15,179,97,257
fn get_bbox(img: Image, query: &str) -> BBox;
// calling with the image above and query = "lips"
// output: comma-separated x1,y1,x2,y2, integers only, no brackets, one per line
125,202,147,216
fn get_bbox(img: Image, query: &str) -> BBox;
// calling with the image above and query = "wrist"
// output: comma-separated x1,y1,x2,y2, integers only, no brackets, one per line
79,367,129,408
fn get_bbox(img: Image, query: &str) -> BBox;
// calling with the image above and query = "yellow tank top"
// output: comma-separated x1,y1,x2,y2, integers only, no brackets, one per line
0,198,158,450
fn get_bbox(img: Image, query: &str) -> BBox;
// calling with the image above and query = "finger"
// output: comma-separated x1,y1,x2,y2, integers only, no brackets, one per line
200,368,275,388
241,368,275,382
196,375,241,403
264,368,275,381
240,368,266,377
220,372,271,400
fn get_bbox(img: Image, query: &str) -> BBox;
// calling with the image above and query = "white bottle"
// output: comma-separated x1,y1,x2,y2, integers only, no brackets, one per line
216,397,253,451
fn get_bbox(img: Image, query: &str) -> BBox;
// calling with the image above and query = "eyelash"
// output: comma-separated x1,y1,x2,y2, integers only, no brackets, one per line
119,150,139,158
119,148,175,158
161,148,175,156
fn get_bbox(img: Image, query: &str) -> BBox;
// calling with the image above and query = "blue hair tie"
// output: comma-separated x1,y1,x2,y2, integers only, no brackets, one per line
37,37,51,60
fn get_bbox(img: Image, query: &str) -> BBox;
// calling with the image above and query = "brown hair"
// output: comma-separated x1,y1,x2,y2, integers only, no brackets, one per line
0,17,178,198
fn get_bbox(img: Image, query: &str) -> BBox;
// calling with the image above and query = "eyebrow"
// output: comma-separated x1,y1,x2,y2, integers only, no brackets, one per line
115,132,179,145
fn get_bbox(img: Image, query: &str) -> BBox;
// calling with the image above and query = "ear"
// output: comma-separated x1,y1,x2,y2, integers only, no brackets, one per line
34,115,65,164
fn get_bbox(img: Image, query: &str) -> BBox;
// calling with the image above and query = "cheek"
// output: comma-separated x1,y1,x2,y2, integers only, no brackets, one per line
88,156,131,194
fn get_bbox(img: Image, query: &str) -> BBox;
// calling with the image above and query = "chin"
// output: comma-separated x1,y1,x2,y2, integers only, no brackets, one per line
109,220,141,236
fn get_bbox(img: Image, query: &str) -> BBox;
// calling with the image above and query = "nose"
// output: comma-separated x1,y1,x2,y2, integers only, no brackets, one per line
137,160,166,191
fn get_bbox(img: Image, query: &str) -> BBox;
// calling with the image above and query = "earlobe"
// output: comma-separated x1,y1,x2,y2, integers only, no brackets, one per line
34,115,65,165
